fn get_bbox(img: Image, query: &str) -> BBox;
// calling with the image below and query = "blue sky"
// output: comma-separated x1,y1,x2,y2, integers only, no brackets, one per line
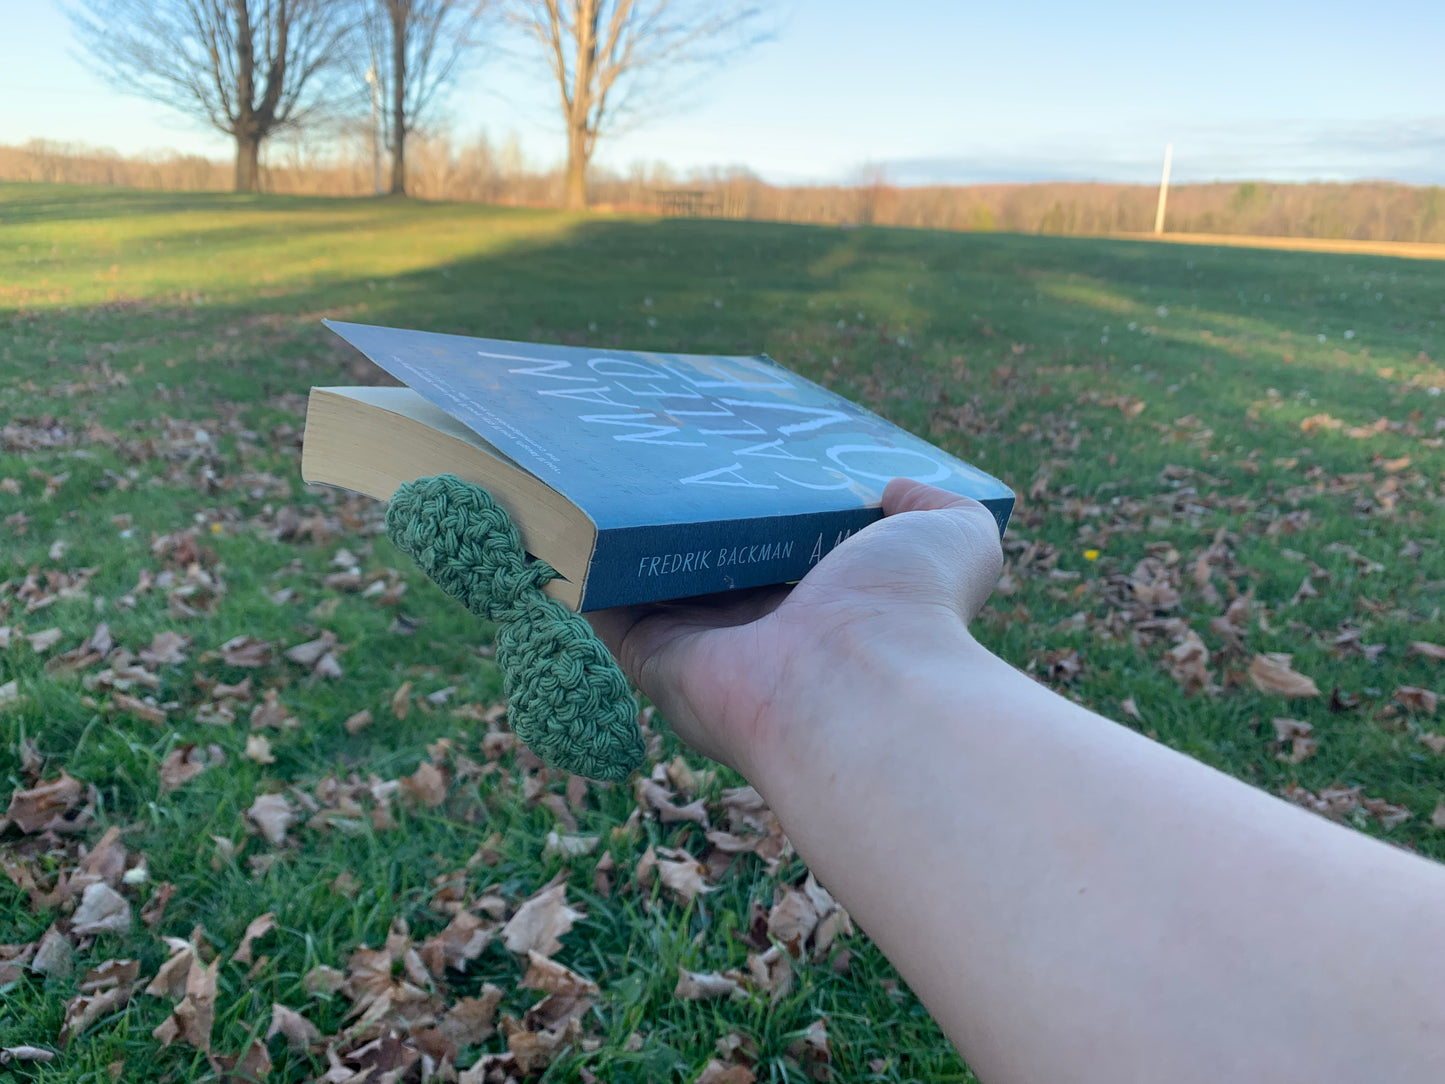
2,0,1443,185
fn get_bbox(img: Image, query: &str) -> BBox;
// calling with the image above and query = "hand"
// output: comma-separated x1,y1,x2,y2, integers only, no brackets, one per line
587,478,1004,779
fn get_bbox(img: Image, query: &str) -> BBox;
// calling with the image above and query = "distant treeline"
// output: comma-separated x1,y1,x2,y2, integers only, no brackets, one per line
4,137,1443,244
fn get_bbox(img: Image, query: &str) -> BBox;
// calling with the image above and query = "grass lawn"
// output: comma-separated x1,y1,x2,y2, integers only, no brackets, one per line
2,182,1444,1083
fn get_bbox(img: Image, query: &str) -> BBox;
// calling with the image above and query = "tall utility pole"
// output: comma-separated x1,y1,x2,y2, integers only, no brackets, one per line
366,61,383,195
1154,142,1173,235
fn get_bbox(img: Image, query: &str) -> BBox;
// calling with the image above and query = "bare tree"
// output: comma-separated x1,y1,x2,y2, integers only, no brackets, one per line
70,0,355,193
509,0,767,210
358,0,493,196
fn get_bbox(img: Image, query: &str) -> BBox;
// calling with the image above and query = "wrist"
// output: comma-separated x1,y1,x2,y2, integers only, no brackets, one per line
743,613,996,793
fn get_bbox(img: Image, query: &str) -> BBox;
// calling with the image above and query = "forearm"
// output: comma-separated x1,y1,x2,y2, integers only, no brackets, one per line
752,630,1445,1083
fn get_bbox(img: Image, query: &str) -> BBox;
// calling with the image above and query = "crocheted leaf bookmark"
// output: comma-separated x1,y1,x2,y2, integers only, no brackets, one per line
385,474,645,781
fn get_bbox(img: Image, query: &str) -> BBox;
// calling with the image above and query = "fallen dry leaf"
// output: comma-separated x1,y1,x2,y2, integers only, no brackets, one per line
1271,718,1318,763
697,1061,757,1084
343,709,373,735
1410,641,1445,662
1250,653,1321,698
654,847,712,906
152,955,220,1053
520,951,599,997
419,910,493,976
266,1002,321,1051
438,987,503,1047
60,987,130,1046
159,744,209,791
390,681,413,720
212,1038,272,1083
250,689,298,730
219,636,273,668
674,966,746,1001
543,831,599,860
1395,686,1439,715
71,883,132,936
401,761,447,808
31,927,74,978
145,939,198,1000
25,627,63,653
233,912,275,966
501,882,584,957
247,793,295,846
0,1047,56,1066
244,734,276,765
5,771,83,833
139,631,190,666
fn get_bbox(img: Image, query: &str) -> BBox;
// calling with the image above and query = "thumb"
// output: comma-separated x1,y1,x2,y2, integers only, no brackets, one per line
867,477,1006,621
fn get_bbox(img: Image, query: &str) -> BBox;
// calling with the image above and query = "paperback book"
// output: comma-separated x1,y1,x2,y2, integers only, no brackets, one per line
302,321,1014,611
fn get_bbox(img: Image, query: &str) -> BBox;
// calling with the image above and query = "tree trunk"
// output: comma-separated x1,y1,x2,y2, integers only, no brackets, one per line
563,123,588,210
234,131,262,193
389,2,408,196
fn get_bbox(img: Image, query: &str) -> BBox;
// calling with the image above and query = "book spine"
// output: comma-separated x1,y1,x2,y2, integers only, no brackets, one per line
578,497,1013,611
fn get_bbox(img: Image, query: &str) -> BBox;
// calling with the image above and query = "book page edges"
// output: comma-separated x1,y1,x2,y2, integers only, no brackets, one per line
300,386,594,611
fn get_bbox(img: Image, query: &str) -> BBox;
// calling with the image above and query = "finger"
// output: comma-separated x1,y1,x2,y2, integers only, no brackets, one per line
882,476,983,516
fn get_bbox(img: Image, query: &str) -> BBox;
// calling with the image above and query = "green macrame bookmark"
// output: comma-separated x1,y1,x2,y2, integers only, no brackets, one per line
385,474,645,782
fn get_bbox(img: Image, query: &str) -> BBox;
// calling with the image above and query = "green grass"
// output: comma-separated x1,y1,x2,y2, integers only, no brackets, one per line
2,181,1444,1082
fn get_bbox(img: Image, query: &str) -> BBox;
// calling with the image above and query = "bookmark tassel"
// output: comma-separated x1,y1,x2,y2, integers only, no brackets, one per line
385,474,645,781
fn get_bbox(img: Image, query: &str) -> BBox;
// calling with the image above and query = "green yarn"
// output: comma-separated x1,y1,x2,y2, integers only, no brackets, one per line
385,474,644,782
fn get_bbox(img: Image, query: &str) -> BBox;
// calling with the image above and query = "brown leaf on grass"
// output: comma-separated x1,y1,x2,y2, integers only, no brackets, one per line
211,1038,271,1083
674,966,746,1001
139,631,190,666
284,631,338,669
502,883,584,957
246,794,295,846
31,927,74,978
25,628,63,653
401,762,447,808
142,882,175,928
1250,654,1321,698
79,958,140,993
1410,642,1445,662
244,734,276,765
250,689,298,730
786,1018,832,1082
543,831,599,860
75,825,128,889
266,1003,321,1051
636,775,710,828
145,939,198,1000
153,955,220,1053
746,945,793,1002
697,1062,757,1084
1432,803,1445,829
390,681,413,720
5,771,83,833
1271,719,1318,763
343,709,373,735
767,886,821,957
219,637,273,668
0,1047,56,1066
438,986,504,1047
112,692,168,724
653,847,712,906
419,910,493,976
72,883,132,935
521,950,599,996
0,679,19,707
0,943,36,986
60,987,130,1046
1164,630,1215,695
1395,686,1439,715
159,744,209,791
233,913,275,966
1120,697,1143,721
303,965,346,997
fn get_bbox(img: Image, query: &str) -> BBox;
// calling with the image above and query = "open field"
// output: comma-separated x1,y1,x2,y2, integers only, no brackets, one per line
2,182,1444,1083
1124,231,1445,262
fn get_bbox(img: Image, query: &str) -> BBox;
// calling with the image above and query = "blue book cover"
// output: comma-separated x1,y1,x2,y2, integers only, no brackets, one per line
325,321,1015,609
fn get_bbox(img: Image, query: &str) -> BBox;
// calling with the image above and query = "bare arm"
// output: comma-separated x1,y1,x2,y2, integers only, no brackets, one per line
593,480,1445,1083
